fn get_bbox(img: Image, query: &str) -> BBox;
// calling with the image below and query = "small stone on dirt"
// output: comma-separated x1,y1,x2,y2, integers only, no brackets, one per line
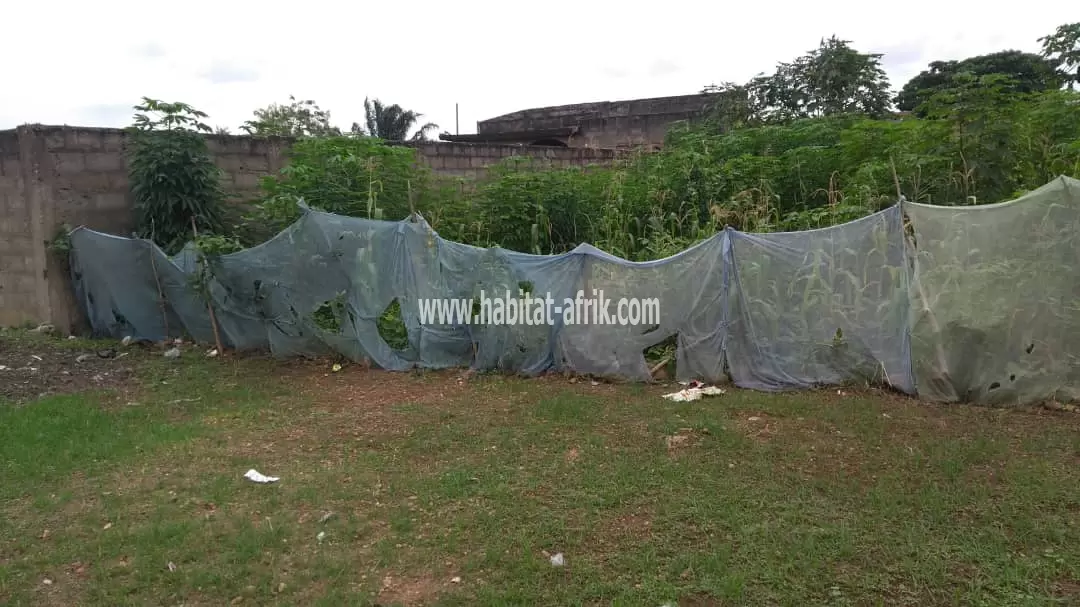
75,354,92,363
451,576,461,583
42,578,53,585
748,416,762,422
276,582,286,593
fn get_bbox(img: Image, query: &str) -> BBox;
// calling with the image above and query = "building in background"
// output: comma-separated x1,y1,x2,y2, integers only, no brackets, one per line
440,93,719,150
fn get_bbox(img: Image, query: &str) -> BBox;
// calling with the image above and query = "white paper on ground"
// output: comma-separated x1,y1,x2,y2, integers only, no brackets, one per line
243,469,280,483
661,385,726,402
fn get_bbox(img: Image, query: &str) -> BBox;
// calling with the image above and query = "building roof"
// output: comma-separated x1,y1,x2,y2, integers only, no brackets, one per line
481,93,719,125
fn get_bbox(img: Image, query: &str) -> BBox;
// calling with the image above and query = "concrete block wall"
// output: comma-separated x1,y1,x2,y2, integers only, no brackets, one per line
0,125,293,333
406,141,618,180
0,125,618,332
0,129,38,328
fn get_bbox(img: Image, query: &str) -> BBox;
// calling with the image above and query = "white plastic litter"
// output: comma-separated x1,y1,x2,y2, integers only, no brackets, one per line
206,348,219,358
163,347,181,359
316,531,326,544
243,469,280,483
121,336,134,346
549,553,565,567
662,380,725,402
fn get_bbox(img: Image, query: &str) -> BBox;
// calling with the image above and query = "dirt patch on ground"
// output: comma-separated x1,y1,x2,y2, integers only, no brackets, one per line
376,572,443,606
0,336,137,403
665,427,707,456
593,507,655,545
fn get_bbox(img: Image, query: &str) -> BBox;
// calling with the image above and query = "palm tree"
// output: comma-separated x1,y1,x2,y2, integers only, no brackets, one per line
352,98,439,141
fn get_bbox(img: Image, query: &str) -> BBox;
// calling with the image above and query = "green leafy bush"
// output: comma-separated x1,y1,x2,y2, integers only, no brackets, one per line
249,136,428,241
127,98,225,254
244,90,1080,263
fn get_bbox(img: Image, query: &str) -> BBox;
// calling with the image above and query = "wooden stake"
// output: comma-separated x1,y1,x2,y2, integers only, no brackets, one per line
191,217,224,357
892,157,953,398
649,355,672,378
146,239,170,343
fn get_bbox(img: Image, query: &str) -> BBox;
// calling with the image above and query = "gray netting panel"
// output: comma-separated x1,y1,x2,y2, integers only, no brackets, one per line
67,179,1080,403
555,236,728,382
906,176,1080,405
726,206,914,393
438,242,584,375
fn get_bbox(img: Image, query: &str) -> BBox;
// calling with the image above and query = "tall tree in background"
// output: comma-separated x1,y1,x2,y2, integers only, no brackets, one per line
750,36,892,121
240,95,342,137
1040,22,1080,89
895,51,1062,113
700,81,762,129
353,98,439,141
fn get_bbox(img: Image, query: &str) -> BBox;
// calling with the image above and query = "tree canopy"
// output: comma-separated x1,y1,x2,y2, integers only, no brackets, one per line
895,50,1061,113
352,98,439,141
1040,22,1080,89
240,96,342,137
704,36,892,125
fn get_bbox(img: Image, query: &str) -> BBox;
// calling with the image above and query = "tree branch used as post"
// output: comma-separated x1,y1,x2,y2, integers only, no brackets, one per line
191,217,224,357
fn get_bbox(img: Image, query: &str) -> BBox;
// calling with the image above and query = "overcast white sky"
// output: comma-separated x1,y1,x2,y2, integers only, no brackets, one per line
1,1,1073,135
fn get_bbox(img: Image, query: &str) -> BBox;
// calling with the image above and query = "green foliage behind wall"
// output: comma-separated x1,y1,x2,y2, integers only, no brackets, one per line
242,89,1080,262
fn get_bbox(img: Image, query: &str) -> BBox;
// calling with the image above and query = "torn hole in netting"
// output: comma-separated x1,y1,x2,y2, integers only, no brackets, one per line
311,292,347,334
378,299,409,351
644,331,678,380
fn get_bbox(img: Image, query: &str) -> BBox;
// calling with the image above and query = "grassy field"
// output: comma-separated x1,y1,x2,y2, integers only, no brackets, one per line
2,331,1080,606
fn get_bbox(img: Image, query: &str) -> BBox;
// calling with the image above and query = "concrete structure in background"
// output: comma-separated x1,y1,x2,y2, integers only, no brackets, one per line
0,125,618,332
440,93,719,149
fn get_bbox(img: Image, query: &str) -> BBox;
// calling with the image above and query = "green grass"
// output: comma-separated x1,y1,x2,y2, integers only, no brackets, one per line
1,340,1080,606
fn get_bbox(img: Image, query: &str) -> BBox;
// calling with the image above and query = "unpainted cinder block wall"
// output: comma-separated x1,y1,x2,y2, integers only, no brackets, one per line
0,129,39,328
0,125,291,333
0,125,618,333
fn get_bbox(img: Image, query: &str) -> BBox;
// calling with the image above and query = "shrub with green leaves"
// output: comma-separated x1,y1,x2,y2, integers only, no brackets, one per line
242,89,1079,264
127,98,225,254
250,136,428,241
